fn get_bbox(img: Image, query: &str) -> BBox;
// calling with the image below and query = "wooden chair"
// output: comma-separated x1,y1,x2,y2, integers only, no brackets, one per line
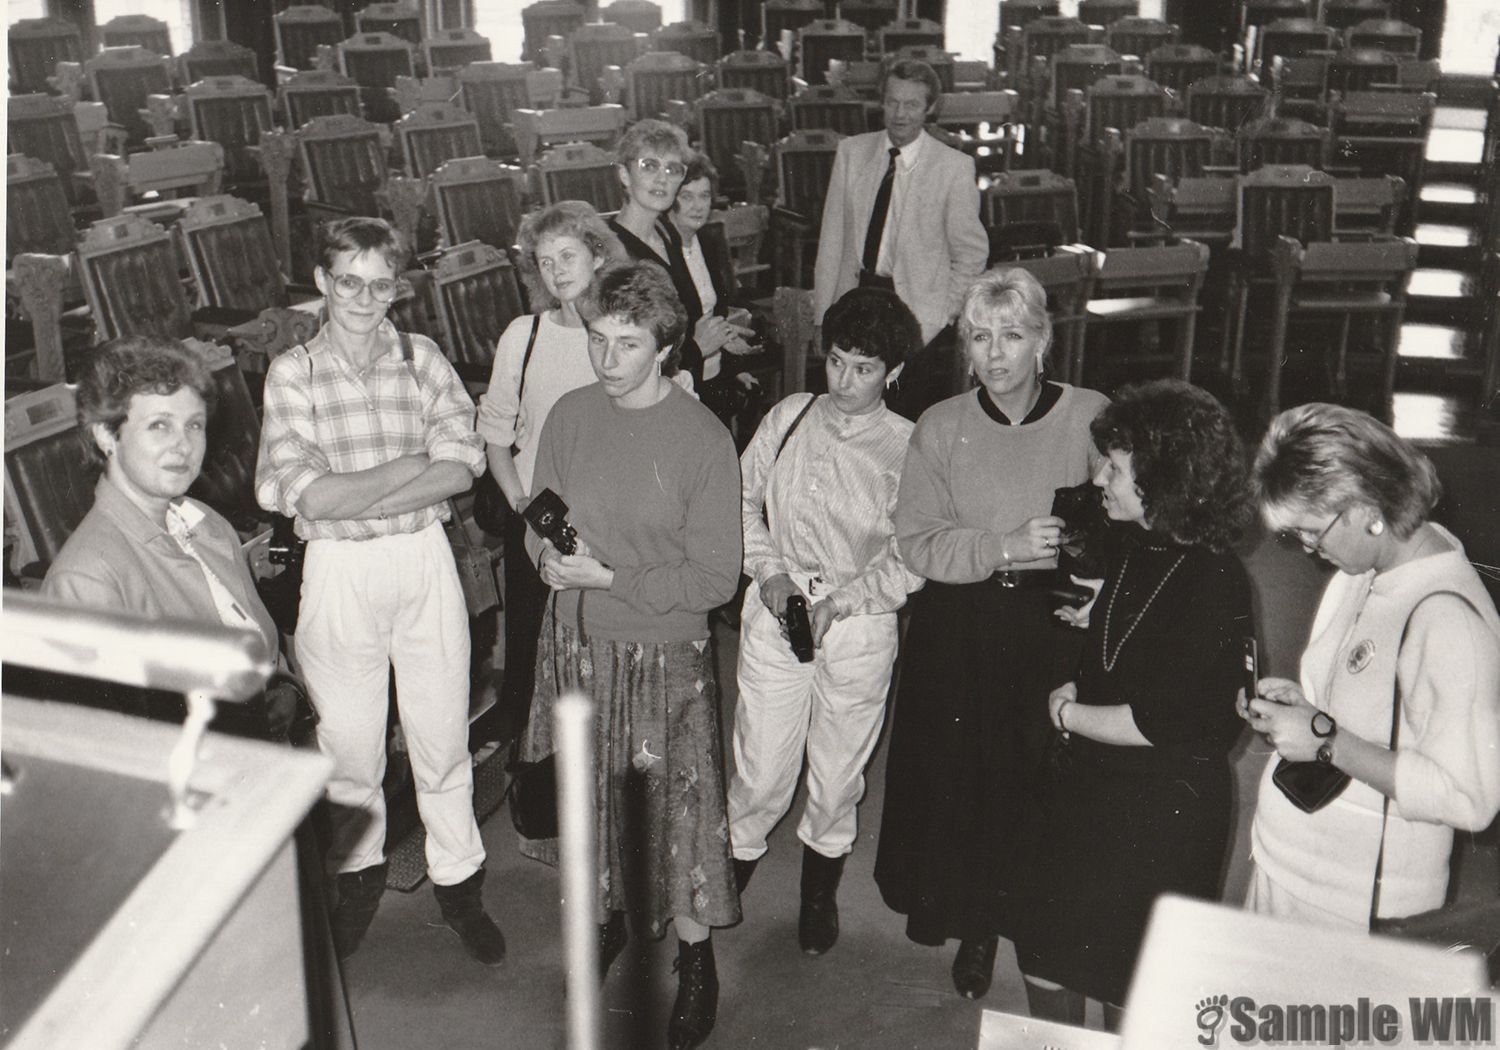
1263,234,1419,416
1079,0,1139,25
7,156,77,264
337,33,416,124
718,49,792,102
430,156,527,252
185,338,271,530
825,58,883,100
456,62,533,158
355,2,424,48
391,73,458,114
890,46,957,94
1023,16,1093,72
1238,116,1330,172
7,94,93,208
1257,18,1338,77
1325,48,1401,94
75,213,196,341
762,0,823,57
569,22,643,105
176,195,304,317
393,102,482,179
85,47,173,148
1008,247,1094,388
182,76,275,189
432,241,529,383
274,5,347,73
1269,54,1331,122
878,18,945,53
799,20,865,88
423,28,493,74
1105,17,1178,60
983,170,1079,264
8,17,86,96
1389,58,1441,94
179,40,259,84
89,140,225,220
522,1,587,65
295,113,393,218
1331,174,1405,239
788,84,867,136
100,15,173,56
511,105,627,169
771,285,818,395
1327,91,1431,234
1139,174,1238,247
3,383,103,576
1117,116,1231,239
1322,0,1392,31
770,129,843,287
1345,18,1421,58
1079,239,1210,385
651,21,719,66
1000,0,1062,35
1185,74,1268,133
837,0,900,37
533,142,625,211
280,70,363,128
623,51,708,123
1050,44,1125,108
934,91,1024,177
1144,44,1219,94
603,0,664,35
717,204,772,297
697,89,781,201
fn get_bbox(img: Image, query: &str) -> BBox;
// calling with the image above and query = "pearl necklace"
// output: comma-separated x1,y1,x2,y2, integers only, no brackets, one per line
1101,547,1187,672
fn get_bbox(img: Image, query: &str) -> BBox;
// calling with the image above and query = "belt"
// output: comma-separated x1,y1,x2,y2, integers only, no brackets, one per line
857,270,894,290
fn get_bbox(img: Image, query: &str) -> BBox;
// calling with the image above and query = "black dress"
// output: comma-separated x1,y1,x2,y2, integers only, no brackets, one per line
1012,529,1252,1005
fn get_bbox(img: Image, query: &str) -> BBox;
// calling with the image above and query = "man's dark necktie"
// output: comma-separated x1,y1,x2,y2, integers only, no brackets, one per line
861,146,902,275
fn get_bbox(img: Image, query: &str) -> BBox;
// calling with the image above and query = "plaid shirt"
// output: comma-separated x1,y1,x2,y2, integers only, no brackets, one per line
255,320,485,541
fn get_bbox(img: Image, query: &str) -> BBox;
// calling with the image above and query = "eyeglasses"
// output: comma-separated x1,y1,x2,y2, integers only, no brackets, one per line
631,156,687,180
1284,509,1344,554
328,272,409,303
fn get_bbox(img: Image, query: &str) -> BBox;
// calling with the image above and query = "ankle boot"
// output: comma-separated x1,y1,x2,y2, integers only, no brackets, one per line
332,862,387,960
951,936,999,999
667,938,718,1050
433,868,506,966
598,911,628,982
1024,977,1086,1024
733,856,759,896
798,846,846,955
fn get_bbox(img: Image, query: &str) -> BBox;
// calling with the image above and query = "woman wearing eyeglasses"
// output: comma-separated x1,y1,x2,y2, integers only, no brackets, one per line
1240,403,1500,929
255,217,505,966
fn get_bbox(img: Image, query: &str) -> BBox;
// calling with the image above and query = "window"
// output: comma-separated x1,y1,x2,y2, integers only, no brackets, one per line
8,0,48,21
93,0,193,53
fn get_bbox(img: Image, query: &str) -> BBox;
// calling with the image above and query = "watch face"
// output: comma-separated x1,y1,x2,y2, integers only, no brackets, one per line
1316,742,1335,766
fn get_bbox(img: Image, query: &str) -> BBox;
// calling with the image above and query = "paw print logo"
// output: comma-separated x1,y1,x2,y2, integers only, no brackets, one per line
1195,994,1230,1047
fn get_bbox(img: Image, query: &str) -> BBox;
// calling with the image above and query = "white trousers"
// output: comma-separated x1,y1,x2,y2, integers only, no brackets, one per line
296,521,484,886
727,575,899,860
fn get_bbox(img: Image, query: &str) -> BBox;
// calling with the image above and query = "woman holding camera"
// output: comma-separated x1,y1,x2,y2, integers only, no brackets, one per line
873,267,1108,999
1012,380,1253,1029
1241,404,1500,928
518,261,742,1050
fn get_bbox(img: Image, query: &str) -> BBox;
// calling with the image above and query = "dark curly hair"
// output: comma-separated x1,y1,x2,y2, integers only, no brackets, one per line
1090,379,1250,553
75,336,217,464
821,286,921,370
577,260,688,375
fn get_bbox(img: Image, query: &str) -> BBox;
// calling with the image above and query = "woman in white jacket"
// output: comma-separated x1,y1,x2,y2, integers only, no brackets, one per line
1241,403,1500,927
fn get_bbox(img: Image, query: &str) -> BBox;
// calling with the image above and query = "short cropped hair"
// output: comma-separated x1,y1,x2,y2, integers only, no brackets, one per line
957,266,1054,360
881,59,942,111
76,336,217,462
1091,379,1250,553
515,200,628,311
314,215,409,274
615,118,690,167
678,152,719,195
577,260,688,374
821,287,921,371
1252,402,1441,541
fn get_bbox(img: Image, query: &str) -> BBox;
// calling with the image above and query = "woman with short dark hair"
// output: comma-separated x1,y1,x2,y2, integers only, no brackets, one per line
1012,379,1254,1030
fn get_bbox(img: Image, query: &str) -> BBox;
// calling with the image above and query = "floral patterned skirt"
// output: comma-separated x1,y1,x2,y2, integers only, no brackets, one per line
517,605,741,935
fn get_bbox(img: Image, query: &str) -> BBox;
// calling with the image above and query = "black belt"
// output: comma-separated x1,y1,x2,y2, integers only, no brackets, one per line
857,270,894,290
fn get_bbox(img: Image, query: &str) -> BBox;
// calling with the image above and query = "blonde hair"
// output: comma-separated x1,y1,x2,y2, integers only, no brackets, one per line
956,267,1053,360
515,200,627,311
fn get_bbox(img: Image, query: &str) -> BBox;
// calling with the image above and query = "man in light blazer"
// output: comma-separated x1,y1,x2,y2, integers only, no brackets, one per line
812,59,988,417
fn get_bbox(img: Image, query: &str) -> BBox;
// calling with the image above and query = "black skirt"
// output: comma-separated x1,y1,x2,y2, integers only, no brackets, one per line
873,577,1062,945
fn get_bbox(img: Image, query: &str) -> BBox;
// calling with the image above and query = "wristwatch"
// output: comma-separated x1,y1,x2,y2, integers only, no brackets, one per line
1311,711,1338,765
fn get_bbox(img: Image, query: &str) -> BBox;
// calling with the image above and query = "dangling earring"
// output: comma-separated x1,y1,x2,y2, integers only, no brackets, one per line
1369,519,1385,536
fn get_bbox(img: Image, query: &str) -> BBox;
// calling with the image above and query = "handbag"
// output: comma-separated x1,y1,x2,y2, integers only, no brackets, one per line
504,750,558,840
472,315,542,536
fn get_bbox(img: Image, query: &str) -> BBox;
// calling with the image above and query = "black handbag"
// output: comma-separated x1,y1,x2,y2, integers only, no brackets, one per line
473,314,542,536
505,751,558,840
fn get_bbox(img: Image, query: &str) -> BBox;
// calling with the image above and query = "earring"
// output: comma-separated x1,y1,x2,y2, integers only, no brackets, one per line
1369,519,1385,536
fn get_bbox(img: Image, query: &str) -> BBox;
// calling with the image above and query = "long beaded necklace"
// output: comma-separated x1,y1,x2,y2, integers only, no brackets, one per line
1101,547,1187,672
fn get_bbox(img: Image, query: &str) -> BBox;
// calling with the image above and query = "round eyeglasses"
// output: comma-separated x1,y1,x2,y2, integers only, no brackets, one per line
329,272,409,303
631,156,687,180
1283,508,1345,554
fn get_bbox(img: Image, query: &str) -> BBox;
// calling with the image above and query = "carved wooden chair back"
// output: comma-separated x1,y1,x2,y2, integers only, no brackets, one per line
85,47,174,148
355,2,424,47
432,241,528,378
295,113,392,215
280,69,364,128
1079,0,1139,26
185,76,275,186
1328,48,1401,93
431,156,527,251
1238,116,1330,172
394,102,482,179
774,129,842,220
177,195,289,313
569,22,644,105
603,0,664,35
75,213,195,342
8,17,85,96
762,0,823,57
100,15,173,56
456,62,533,157
1185,74,1268,132
534,142,626,212
7,94,90,206
718,50,792,101
1345,18,1421,57
511,104,627,169
337,32,416,123
7,156,77,263
1123,116,1228,199
274,5,347,72
1105,16,1178,60
1051,44,1125,107
1235,163,1335,257
4,383,102,574
180,40,260,83
424,28,493,74
698,89,781,199
522,1,587,64
651,20,719,65
788,84,867,136
798,20,865,87
1322,0,1391,31
1144,44,1219,95
837,0,899,37
624,50,709,123
878,18,944,53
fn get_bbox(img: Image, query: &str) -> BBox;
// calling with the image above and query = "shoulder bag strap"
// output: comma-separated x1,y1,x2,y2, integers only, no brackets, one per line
514,314,543,408
762,394,818,530
1369,589,1477,926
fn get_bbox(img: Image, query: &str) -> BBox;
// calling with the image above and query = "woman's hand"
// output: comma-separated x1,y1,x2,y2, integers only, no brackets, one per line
1054,575,1104,628
759,573,802,618
1243,677,1323,761
1048,682,1078,736
538,541,613,591
810,598,839,648
999,515,1068,566
695,314,733,357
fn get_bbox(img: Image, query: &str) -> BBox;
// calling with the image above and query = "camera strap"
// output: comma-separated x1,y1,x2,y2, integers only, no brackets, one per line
762,394,818,529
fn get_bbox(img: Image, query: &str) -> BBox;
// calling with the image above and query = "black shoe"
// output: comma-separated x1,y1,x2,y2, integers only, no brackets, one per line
667,938,719,1050
331,862,387,960
733,856,759,896
599,911,628,982
798,846,846,955
952,936,999,1000
433,868,506,966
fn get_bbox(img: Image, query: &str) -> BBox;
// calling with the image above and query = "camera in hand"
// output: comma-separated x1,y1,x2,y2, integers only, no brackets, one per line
785,595,816,663
523,488,579,555
1051,481,1110,579
267,513,305,571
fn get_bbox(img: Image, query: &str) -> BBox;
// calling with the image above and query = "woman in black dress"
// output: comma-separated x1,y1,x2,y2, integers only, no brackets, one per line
1013,379,1253,1029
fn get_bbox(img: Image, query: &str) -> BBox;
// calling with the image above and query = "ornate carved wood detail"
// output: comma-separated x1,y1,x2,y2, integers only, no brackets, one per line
142,93,182,138
383,175,428,255
49,62,87,104
88,153,128,217
10,253,73,382
225,306,322,364
257,131,298,276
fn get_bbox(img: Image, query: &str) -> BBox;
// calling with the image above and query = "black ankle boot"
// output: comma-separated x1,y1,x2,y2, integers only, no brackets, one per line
599,911,628,981
433,868,506,966
332,862,387,960
952,936,999,999
798,847,846,955
1024,977,1086,1024
667,938,718,1050
733,856,759,896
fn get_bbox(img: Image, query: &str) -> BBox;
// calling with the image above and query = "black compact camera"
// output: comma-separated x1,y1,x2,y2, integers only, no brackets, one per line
785,595,816,663
1051,481,1110,580
523,488,579,555
267,513,305,571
